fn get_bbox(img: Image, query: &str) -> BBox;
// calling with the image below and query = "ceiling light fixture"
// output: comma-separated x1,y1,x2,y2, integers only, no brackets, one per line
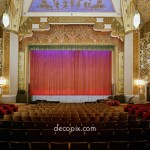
2,12,9,28
133,0,140,29
2,0,10,28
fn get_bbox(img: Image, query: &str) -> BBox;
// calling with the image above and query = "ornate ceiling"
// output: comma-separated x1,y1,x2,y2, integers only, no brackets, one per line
0,0,150,35
23,0,121,17
29,0,115,13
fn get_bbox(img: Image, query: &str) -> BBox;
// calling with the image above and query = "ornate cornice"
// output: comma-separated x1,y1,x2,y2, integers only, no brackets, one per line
19,25,124,49
19,17,125,41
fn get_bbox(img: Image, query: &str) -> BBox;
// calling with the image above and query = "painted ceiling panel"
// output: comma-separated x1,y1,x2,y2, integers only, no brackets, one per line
29,0,115,12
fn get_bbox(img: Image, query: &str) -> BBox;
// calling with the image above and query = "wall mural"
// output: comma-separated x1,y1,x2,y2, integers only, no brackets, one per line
29,0,115,12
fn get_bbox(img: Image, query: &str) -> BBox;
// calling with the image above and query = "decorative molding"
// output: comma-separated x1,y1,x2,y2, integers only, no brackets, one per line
0,0,6,21
121,0,135,33
118,51,124,93
0,26,3,77
8,0,24,32
48,17,96,24
0,39,2,77
140,31,150,81
133,32,140,95
140,20,150,39
29,45,114,51
111,18,125,40
3,32,10,94
18,51,25,90
20,25,124,47
19,17,124,40
140,20,150,84
138,0,150,22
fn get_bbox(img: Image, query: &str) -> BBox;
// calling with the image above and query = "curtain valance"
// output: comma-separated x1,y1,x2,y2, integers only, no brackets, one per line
29,45,114,51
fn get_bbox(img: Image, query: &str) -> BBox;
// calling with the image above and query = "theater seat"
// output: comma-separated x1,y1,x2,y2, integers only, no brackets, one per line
41,129,56,142
26,129,41,142
109,141,128,150
0,128,11,141
11,129,27,141
0,141,10,150
51,142,68,150
70,142,88,150
90,142,108,150
113,129,128,141
99,129,114,141
30,142,50,150
128,140,148,150
128,128,143,140
10,141,30,150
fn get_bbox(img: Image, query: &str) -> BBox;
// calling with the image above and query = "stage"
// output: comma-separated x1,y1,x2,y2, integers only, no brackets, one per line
31,95,109,103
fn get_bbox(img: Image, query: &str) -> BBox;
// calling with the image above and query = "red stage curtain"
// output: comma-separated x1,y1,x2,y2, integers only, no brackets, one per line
30,50,112,95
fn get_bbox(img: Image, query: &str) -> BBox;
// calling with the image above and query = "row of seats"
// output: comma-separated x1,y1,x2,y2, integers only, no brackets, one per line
0,120,149,129
0,128,150,142
124,103,150,114
18,103,124,116
0,140,149,150
4,114,134,123
124,103,150,120
0,104,18,116
2,103,128,123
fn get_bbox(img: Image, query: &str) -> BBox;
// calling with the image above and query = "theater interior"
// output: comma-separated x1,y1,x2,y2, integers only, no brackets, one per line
0,0,150,149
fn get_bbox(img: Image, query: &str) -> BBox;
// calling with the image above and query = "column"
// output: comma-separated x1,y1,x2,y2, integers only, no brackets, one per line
9,32,18,95
124,31,140,103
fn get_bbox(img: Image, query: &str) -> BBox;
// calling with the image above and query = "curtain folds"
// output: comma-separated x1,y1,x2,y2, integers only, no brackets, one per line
30,50,112,95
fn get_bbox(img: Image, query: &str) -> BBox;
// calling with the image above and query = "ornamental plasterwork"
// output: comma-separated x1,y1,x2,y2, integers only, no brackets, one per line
140,32,150,80
19,16,124,41
111,17,124,40
0,38,2,77
18,51,25,90
0,26,3,77
138,0,150,23
3,32,10,94
121,0,135,33
0,26,3,76
118,51,124,93
140,21,150,39
0,0,6,17
8,0,24,32
19,25,124,49
133,32,140,95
